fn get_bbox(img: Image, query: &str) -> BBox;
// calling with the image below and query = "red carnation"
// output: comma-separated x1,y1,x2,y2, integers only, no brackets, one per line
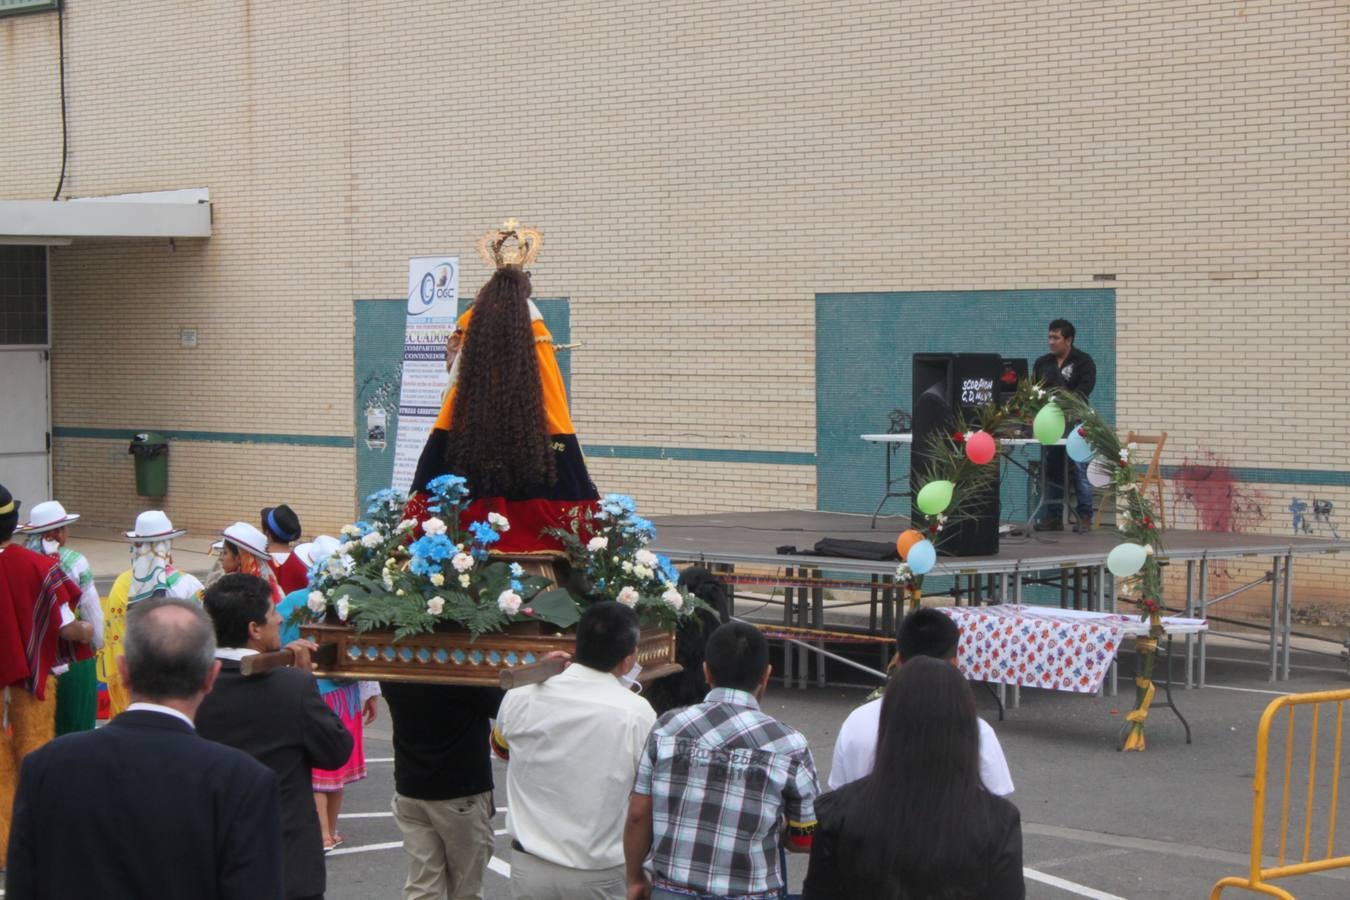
951,431,966,443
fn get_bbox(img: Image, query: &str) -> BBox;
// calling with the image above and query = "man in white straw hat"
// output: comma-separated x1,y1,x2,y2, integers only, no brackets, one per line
18,500,105,735
99,511,206,718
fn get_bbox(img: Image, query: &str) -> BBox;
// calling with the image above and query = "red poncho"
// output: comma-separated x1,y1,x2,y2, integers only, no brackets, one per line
0,544,82,700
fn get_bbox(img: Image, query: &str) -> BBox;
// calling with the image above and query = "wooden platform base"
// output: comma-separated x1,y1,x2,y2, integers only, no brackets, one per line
301,621,679,686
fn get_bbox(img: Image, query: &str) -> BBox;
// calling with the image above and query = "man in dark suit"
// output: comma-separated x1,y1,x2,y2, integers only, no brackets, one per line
197,573,354,900
6,597,284,900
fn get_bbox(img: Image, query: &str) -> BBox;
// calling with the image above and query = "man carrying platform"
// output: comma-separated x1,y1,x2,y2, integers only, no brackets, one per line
1033,318,1097,533
493,601,656,899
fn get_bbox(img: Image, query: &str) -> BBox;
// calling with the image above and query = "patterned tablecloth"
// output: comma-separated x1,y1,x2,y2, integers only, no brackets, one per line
942,605,1133,694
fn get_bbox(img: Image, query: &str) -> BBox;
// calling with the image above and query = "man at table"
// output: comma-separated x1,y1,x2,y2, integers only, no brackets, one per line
1033,318,1097,533
828,608,1013,795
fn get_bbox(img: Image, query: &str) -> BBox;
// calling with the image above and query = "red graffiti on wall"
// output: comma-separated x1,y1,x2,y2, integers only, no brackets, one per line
1173,452,1268,533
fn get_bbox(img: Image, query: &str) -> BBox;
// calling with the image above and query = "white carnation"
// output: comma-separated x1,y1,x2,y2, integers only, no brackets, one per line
451,553,475,573
487,512,511,532
497,590,523,615
427,596,446,615
617,586,640,607
360,531,384,548
429,572,445,587
635,549,659,568
621,561,634,573
634,565,653,580
382,571,395,591
340,524,361,538
397,518,418,533
336,597,350,621
661,587,684,611
307,591,327,614
423,517,448,537
587,536,608,552
458,573,471,588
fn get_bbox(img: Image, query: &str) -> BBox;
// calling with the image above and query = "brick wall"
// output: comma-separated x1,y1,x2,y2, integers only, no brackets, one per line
3,2,1346,607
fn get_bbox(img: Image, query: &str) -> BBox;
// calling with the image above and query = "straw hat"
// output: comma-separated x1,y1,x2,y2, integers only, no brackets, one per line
18,500,80,535
220,521,272,560
125,510,187,542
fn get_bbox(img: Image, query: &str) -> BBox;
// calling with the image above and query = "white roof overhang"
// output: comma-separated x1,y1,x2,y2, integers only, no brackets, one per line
0,188,212,245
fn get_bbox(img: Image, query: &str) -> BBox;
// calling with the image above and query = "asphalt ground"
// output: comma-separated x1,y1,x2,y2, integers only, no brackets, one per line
300,635,1350,900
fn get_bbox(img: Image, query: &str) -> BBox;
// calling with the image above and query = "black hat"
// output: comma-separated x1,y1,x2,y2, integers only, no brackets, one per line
260,504,302,543
0,484,19,542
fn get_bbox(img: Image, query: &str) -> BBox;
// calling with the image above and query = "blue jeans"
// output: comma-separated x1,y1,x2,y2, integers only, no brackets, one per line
1040,446,1093,521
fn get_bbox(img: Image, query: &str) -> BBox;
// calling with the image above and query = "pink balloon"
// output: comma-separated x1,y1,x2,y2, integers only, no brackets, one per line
965,431,996,465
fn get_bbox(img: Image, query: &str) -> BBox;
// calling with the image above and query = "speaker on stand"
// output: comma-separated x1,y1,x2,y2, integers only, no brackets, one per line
911,353,1004,557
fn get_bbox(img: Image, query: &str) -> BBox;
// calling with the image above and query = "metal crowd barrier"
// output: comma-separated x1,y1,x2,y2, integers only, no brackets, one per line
1211,688,1350,899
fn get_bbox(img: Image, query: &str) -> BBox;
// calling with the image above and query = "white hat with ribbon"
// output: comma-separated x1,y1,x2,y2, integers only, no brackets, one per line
293,534,341,569
125,510,187,542
17,500,80,535
221,521,272,561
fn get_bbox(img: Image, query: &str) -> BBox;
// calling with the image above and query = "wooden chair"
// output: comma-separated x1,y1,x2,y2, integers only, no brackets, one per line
1126,431,1168,530
1093,430,1169,529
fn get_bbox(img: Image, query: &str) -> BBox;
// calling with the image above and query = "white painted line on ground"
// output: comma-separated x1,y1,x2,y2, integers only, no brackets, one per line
337,811,394,819
365,756,394,762
1205,684,1294,696
1024,867,1127,899
488,855,511,877
495,828,508,836
327,840,404,857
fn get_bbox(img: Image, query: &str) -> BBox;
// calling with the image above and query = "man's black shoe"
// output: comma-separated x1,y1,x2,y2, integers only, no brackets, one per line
1033,520,1063,532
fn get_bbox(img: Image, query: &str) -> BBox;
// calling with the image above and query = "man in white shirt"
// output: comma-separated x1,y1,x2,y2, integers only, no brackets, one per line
493,601,657,900
829,608,1014,795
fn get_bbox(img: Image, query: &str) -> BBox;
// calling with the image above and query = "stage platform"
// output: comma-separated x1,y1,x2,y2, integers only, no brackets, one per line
651,509,1344,685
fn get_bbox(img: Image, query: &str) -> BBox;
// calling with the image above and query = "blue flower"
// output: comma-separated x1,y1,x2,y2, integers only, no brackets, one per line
624,515,656,541
600,494,637,516
409,533,454,563
656,554,679,584
468,521,500,547
409,555,438,576
427,474,469,502
510,578,523,593
364,488,407,516
509,562,524,577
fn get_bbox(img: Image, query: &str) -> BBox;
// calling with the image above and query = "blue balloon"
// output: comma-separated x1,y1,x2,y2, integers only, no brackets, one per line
1066,426,1094,464
907,539,937,575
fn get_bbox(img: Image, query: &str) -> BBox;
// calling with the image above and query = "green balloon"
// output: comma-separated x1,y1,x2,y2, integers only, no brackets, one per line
1033,403,1066,445
916,480,955,516
1107,542,1148,578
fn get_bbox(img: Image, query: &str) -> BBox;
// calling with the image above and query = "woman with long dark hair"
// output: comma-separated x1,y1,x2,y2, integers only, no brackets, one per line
409,221,598,553
803,656,1025,899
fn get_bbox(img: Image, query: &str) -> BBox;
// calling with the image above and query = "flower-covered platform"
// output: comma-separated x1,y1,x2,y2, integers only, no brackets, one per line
290,480,708,687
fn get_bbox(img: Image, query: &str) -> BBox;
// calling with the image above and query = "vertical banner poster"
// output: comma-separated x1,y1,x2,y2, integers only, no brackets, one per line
390,257,459,492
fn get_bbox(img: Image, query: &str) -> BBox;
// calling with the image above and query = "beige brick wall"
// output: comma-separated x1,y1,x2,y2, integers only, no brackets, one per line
3,2,1346,608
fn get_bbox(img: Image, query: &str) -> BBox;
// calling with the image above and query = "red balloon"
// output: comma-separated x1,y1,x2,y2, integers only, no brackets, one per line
965,431,996,465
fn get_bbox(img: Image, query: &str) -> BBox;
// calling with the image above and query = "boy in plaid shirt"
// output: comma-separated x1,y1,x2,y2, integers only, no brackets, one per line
624,622,818,900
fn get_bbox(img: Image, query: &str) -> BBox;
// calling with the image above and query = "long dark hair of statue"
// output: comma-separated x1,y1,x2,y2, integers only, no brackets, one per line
445,267,557,497
858,655,991,896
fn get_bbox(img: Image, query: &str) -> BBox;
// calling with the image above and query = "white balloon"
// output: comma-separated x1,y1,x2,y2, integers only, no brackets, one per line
1087,457,1114,488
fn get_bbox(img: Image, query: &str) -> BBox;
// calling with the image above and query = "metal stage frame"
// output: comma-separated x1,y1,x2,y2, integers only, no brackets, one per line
650,509,1344,695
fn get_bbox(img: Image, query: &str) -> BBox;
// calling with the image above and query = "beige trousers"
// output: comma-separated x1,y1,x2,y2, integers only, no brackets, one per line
509,847,626,900
0,683,58,863
391,790,495,900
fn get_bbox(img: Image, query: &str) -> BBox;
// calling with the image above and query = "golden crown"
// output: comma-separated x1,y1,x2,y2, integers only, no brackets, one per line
476,218,543,269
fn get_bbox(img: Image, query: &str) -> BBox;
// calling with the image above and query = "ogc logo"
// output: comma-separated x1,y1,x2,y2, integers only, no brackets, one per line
408,262,455,315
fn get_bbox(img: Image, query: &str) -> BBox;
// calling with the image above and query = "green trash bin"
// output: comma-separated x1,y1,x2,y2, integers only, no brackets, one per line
129,431,169,498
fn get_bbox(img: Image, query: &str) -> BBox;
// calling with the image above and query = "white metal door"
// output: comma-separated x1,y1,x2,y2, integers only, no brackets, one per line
0,349,51,516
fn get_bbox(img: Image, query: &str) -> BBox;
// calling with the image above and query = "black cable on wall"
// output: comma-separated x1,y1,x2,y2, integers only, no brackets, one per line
52,0,69,201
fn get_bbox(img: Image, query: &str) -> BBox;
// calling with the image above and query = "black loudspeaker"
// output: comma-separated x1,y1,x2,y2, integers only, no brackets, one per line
911,353,1004,557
